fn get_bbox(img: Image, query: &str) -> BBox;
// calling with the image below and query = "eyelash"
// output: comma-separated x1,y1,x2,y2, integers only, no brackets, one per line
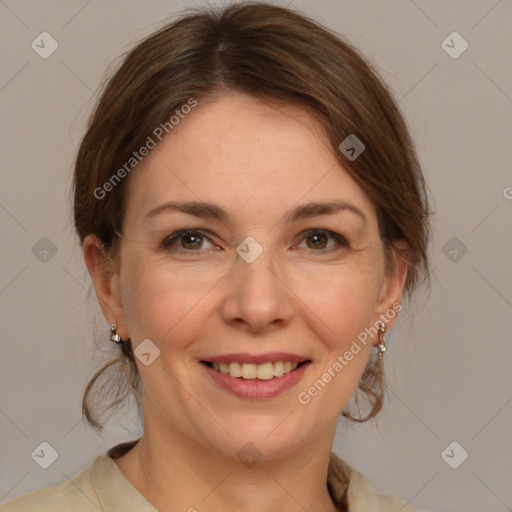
161,229,348,255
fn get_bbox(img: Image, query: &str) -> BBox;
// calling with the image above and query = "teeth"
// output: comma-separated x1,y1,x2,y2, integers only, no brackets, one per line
210,361,301,379
257,362,274,380
228,362,242,377
241,363,257,379
273,361,284,377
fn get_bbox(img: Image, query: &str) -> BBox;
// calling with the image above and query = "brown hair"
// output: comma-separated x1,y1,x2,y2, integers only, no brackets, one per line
75,2,430,441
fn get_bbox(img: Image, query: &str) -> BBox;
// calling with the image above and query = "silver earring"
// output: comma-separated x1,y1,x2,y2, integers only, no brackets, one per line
110,323,123,345
377,322,387,358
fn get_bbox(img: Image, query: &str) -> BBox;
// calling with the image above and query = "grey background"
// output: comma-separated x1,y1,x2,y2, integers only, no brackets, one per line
0,1,511,511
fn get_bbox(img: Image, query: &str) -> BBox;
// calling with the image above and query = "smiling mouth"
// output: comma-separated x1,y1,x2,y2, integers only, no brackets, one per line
201,360,310,380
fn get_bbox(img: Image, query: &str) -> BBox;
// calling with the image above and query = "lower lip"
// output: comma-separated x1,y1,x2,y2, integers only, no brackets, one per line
201,362,311,399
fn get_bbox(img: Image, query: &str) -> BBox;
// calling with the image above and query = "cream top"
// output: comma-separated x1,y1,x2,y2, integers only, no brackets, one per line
1,440,423,511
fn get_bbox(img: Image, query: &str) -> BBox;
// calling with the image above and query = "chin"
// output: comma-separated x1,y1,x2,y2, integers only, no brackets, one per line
202,414,318,462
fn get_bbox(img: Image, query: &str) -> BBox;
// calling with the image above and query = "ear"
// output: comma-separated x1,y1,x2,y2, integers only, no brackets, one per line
372,240,409,340
83,234,129,340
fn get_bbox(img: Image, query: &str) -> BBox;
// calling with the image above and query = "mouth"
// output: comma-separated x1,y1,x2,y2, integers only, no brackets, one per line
200,360,311,380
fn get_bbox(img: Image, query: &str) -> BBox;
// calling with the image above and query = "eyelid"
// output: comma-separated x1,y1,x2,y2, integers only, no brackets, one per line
162,229,218,249
293,229,348,250
162,227,348,254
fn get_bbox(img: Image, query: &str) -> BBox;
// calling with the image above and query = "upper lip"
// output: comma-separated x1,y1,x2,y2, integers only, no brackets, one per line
201,352,310,364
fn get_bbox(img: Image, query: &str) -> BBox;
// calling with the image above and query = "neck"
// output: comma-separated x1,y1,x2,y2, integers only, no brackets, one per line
114,422,342,512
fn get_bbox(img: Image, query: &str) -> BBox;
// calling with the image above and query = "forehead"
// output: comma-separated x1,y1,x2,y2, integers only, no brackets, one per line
124,91,376,225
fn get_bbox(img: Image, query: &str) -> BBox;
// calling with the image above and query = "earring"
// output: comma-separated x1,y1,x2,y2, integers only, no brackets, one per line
377,322,387,359
110,323,123,345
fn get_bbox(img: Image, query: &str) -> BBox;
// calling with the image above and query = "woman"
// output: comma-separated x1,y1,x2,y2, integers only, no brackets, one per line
1,2,430,511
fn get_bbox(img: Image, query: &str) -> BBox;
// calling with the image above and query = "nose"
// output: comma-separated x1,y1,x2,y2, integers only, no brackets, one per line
220,242,294,333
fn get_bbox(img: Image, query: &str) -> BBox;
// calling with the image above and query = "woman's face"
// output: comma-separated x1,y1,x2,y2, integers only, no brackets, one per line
90,91,405,461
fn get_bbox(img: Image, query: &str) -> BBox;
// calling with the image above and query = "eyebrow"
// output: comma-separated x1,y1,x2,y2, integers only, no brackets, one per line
144,199,367,224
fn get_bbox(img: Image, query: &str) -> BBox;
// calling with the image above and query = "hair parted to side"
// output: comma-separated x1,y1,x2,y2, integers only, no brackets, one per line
74,1,431,436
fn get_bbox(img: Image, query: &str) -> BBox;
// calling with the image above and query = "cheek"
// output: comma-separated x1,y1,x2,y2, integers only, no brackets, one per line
336,279,380,340
119,242,385,354
290,260,384,347
297,273,380,408
119,254,212,349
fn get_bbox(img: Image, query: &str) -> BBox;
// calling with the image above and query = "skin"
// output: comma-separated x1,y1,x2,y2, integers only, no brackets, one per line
84,91,408,512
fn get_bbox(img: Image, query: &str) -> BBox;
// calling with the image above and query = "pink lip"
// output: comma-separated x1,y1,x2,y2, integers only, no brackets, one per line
201,360,311,399
201,352,309,364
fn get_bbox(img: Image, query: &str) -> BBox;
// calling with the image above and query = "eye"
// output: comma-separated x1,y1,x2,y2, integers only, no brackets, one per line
162,229,218,253
295,229,348,252
161,228,348,256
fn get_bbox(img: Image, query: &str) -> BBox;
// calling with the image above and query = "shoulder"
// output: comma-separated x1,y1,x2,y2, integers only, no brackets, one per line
1,443,156,512
0,459,101,512
348,468,426,512
328,452,426,512
0,484,66,511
